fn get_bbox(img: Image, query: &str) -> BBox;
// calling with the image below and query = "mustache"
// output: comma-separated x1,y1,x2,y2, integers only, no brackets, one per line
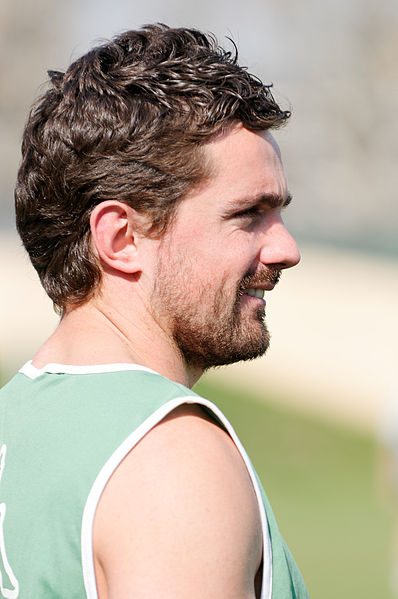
238,268,281,294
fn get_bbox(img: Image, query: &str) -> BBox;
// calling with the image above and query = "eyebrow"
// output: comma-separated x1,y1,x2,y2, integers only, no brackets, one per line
231,191,293,210
264,191,293,209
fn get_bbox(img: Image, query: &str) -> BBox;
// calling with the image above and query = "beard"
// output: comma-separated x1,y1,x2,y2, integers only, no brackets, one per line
152,252,280,371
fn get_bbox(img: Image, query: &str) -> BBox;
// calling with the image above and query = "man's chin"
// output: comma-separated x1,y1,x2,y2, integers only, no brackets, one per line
224,336,270,365
173,305,270,371
192,331,270,371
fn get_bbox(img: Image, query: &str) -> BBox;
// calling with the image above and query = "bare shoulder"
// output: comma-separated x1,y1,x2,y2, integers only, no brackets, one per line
93,403,263,599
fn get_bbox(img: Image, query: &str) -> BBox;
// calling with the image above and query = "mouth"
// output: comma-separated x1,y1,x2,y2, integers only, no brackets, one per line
239,269,281,304
241,287,267,308
244,288,265,299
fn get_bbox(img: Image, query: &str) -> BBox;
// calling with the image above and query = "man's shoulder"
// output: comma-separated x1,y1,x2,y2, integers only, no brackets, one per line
93,403,263,598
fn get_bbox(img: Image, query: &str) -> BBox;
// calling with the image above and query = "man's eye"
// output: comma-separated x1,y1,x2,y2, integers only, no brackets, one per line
234,206,261,219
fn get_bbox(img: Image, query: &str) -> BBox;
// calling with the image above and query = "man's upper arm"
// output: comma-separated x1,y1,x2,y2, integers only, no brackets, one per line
93,404,263,599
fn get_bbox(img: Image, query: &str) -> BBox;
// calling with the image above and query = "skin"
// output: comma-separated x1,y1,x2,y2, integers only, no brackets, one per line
32,124,300,599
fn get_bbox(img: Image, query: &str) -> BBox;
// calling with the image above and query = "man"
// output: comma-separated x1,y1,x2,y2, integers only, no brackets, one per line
1,24,308,599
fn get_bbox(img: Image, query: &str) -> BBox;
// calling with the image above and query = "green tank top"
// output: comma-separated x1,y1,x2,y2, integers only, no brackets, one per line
0,362,309,599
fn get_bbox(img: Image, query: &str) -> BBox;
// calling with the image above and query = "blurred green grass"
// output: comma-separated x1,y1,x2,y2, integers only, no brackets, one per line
194,377,394,599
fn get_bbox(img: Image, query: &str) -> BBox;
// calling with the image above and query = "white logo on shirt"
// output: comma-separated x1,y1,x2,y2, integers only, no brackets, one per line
0,445,19,599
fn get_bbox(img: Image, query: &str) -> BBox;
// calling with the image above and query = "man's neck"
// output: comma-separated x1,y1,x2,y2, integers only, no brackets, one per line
32,301,202,389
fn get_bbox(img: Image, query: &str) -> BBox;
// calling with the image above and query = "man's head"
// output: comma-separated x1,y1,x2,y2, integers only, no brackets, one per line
15,24,290,312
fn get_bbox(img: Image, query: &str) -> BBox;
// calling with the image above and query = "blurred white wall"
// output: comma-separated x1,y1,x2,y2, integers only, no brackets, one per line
0,233,58,373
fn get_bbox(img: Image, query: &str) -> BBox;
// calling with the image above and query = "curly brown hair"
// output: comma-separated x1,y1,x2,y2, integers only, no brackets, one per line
15,24,290,311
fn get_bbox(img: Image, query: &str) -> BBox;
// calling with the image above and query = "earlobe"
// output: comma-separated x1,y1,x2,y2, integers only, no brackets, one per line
90,201,142,274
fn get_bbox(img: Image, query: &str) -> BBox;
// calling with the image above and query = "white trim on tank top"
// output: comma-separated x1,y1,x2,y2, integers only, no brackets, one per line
19,360,159,379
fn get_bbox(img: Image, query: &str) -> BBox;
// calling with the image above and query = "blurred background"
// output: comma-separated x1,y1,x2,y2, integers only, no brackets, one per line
1,0,397,596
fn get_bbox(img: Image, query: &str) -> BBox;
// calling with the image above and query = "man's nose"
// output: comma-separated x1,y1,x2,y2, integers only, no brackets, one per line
259,221,301,270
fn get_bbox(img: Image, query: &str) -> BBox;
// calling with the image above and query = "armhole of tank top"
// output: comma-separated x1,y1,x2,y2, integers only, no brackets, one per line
81,396,272,599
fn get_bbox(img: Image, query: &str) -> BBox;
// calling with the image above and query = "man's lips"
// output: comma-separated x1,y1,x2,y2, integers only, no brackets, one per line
243,283,278,299
239,269,281,298
245,288,265,299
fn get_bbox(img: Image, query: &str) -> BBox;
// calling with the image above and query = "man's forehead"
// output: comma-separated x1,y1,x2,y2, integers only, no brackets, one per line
202,126,287,196
204,125,283,174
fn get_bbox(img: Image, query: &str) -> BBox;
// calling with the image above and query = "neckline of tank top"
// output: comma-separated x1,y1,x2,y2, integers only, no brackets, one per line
19,360,161,379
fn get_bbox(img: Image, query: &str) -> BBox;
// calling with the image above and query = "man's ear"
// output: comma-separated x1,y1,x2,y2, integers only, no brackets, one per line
90,201,148,274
